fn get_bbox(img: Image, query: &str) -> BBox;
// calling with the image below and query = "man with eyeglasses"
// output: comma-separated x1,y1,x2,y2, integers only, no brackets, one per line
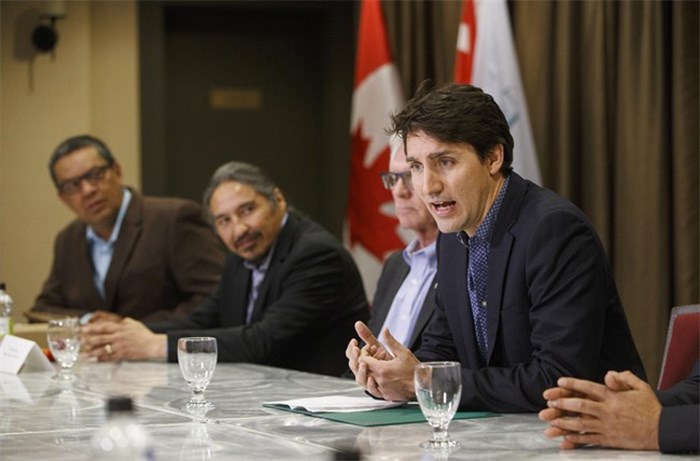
369,146,439,352
30,135,226,323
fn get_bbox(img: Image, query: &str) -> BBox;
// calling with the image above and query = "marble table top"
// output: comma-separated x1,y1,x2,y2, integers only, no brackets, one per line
0,360,692,460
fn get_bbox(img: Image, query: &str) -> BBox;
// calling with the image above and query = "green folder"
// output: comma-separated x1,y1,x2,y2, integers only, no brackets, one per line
263,402,498,427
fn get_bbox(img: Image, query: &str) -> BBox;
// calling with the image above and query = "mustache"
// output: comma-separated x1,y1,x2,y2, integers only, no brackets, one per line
234,231,261,249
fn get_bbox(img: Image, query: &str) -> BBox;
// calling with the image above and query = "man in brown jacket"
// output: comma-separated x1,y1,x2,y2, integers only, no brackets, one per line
30,135,226,323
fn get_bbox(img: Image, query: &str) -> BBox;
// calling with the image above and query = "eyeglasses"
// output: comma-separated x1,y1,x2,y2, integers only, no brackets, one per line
57,164,112,195
380,171,413,190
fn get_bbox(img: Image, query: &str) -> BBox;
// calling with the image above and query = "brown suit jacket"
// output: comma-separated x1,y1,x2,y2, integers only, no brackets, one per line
32,190,226,322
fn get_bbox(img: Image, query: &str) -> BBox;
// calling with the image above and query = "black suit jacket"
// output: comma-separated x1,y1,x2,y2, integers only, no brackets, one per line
368,250,437,352
149,212,370,376
33,190,226,322
657,361,699,453
416,173,645,412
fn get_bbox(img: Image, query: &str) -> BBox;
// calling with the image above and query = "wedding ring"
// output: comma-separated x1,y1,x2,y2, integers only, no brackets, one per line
104,343,113,355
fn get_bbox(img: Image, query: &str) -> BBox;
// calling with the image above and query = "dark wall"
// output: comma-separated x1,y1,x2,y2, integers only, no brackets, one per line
139,1,355,237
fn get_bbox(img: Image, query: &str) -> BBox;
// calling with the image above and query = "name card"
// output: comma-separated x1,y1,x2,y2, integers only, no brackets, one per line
0,373,32,402
0,335,54,374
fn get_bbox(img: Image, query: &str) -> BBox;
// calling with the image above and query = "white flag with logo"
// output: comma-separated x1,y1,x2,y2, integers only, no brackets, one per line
455,0,542,184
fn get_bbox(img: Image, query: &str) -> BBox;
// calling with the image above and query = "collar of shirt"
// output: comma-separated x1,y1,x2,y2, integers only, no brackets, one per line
243,244,275,274
242,212,289,273
457,174,510,248
402,237,437,269
85,188,132,300
86,187,132,246
242,212,288,324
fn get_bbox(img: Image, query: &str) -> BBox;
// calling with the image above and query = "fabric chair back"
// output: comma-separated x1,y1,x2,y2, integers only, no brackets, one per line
657,304,700,390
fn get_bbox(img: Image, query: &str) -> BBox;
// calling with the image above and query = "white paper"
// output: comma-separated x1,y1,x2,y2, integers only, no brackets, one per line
265,395,406,413
0,335,54,374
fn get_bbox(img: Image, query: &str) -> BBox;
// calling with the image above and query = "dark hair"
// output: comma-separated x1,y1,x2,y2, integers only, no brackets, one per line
48,135,116,187
389,80,513,174
202,161,280,225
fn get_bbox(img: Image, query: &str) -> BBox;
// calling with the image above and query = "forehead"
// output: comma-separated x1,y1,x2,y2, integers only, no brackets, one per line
405,131,441,157
389,150,409,171
210,181,262,210
53,146,104,178
406,131,477,161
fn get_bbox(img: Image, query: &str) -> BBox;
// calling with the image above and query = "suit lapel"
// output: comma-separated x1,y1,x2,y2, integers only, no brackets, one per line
444,235,479,365
369,257,409,336
408,277,437,349
247,213,300,323
225,260,252,325
485,173,527,362
486,234,513,362
103,191,142,310
74,223,106,308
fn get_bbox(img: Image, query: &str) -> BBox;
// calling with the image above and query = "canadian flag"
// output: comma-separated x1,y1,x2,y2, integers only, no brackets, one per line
455,0,542,184
346,0,405,300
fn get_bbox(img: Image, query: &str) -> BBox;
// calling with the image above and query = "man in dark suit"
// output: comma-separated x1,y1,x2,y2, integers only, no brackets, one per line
539,362,699,453
369,145,438,352
82,162,369,376
346,81,645,412
31,135,225,322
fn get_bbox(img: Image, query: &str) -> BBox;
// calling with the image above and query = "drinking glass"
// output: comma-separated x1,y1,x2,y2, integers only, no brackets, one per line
46,318,81,380
414,361,462,449
177,337,217,409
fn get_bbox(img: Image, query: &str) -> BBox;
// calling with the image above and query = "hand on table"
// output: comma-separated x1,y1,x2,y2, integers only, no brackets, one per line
539,370,661,451
86,310,123,324
81,317,167,362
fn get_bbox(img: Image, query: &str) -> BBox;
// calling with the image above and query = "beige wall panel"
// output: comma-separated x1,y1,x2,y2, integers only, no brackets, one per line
0,0,140,320
90,0,140,188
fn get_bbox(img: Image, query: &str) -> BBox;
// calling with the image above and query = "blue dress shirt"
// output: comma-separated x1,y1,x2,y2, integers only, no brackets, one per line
379,238,437,351
86,188,132,300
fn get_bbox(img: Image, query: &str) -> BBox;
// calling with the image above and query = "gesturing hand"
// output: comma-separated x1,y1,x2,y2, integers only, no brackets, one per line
346,321,420,402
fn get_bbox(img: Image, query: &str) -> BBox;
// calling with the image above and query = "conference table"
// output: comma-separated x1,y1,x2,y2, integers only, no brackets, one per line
0,360,692,460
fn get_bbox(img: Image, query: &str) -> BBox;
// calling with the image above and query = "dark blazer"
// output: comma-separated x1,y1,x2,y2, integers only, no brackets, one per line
149,212,370,377
32,191,226,322
657,361,699,453
416,173,645,412
368,250,437,352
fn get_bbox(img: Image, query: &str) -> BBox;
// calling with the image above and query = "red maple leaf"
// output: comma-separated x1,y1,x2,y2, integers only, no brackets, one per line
347,122,404,260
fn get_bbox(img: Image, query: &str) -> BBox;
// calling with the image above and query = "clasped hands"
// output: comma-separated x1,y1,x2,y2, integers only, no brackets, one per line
539,370,661,451
345,321,419,402
80,312,166,362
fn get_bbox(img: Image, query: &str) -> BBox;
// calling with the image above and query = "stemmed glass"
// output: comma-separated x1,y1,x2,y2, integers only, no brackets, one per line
177,337,217,410
46,318,81,380
414,361,462,449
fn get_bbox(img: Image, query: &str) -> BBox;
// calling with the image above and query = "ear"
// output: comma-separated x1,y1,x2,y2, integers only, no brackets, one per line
487,144,504,176
273,187,287,211
112,162,123,178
